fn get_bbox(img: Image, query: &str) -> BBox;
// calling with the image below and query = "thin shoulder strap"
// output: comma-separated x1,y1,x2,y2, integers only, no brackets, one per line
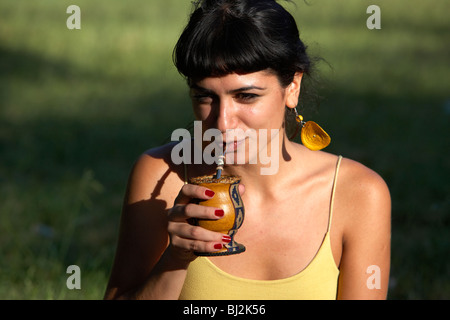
183,162,189,184
328,155,343,232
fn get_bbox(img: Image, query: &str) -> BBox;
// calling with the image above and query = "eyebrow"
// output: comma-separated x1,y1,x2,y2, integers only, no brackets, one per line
228,86,266,94
190,84,266,94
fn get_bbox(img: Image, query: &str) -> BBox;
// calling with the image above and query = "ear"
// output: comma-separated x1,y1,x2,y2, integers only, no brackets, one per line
285,72,303,109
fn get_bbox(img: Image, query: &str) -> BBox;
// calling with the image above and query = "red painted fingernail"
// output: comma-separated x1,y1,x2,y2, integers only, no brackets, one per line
215,209,224,217
222,235,231,243
214,244,223,250
205,190,215,197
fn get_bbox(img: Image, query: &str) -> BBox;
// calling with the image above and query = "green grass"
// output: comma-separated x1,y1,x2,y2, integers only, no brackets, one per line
0,0,449,299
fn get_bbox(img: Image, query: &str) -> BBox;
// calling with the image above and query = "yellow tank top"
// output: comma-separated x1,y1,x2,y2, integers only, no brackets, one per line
179,156,342,300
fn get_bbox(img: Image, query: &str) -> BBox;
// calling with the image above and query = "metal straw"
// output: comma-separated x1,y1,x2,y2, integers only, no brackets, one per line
215,155,225,179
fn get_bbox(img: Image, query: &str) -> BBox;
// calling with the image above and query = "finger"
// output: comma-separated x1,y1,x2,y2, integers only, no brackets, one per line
169,223,219,241
169,222,231,251
170,232,229,254
168,203,224,222
174,184,215,205
238,183,245,195
172,237,225,254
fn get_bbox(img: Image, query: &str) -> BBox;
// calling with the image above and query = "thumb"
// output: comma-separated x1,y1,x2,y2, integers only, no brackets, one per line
238,183,245,196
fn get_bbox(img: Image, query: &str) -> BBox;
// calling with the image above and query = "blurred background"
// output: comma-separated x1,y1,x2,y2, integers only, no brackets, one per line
0,0,448,299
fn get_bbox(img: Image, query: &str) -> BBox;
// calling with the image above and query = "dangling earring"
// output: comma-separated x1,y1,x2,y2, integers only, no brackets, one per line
290,108,331,151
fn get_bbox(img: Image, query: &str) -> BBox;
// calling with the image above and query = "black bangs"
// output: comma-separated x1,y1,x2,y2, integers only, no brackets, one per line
174,17,270,81
173,0,311,87
173,1,306,85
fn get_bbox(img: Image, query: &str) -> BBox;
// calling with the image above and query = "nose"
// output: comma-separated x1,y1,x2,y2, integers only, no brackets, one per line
214,97,237,133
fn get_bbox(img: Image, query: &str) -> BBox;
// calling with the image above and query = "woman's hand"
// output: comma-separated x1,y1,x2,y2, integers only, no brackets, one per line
166,184,235,260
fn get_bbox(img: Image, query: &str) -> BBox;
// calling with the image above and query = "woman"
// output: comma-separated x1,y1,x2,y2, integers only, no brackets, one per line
104,0,391,300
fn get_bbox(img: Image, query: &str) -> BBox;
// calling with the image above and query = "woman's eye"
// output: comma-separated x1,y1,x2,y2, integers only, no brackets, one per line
192,94,213,104
235,93,258,102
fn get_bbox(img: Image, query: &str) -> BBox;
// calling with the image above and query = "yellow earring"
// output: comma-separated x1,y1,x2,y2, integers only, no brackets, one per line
291,110,331,151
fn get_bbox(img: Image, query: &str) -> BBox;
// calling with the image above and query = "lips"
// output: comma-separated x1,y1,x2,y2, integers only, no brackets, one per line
213,139,245,153
222,139,245,153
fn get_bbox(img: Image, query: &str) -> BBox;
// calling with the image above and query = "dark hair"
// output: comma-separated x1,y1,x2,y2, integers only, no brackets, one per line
173,0,311,88
173,0,322,139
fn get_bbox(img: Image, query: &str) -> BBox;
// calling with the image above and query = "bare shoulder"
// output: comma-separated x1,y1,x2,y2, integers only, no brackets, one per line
125,142,184,204
104,143,184,298
336,157,391,235
332,157,391,299
339,157,390,205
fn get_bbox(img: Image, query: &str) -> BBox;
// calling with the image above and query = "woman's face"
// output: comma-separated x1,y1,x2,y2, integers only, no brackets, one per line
189,70,301,165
